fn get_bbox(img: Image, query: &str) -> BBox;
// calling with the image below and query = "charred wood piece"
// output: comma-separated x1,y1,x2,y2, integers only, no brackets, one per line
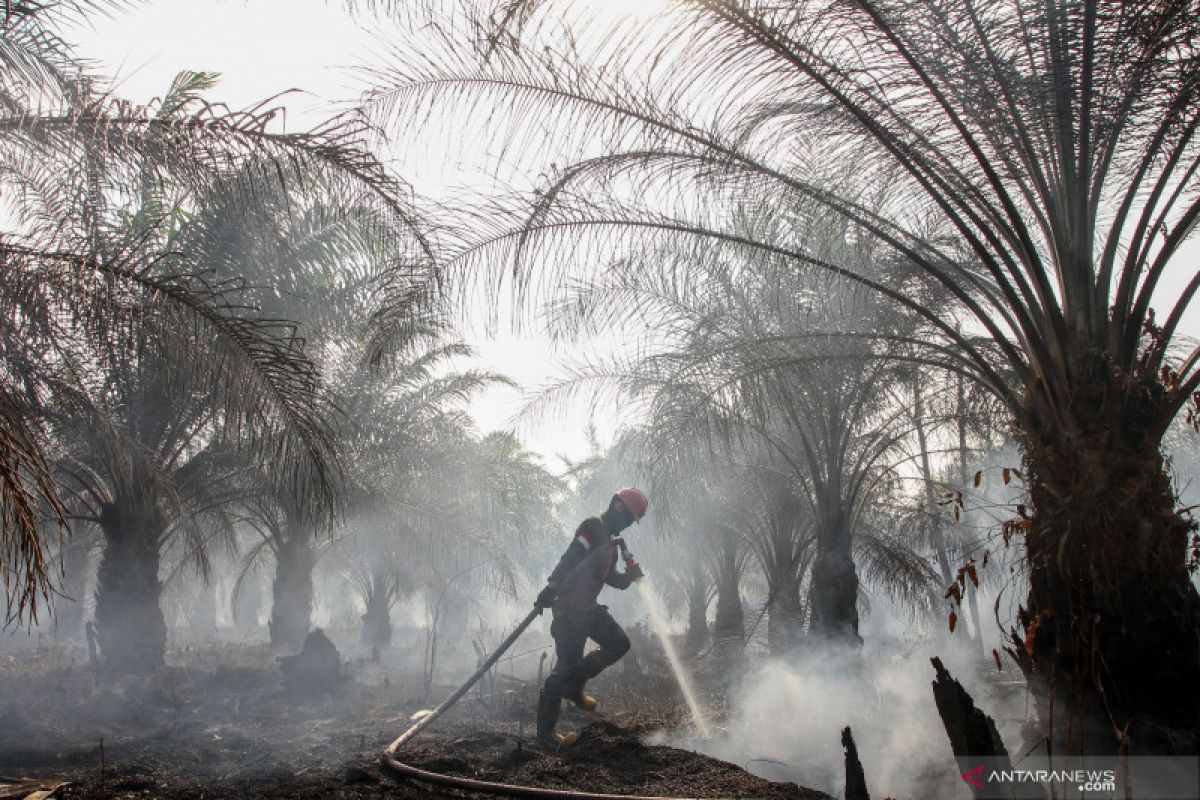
841,726,871,800
930,656,1009,759
278,628,342,693
930,657,1042,799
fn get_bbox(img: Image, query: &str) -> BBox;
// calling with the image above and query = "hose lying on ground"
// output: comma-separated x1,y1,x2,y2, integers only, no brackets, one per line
379,537,775,799
383,602,542,754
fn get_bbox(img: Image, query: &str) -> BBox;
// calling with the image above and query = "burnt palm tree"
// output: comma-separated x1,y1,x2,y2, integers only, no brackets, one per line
372,0,1200,753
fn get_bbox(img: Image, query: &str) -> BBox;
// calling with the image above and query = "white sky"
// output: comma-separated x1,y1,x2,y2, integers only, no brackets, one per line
59,0,1200,469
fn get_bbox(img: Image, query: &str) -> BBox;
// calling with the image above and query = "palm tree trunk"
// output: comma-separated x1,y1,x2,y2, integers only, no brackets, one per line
808,508,862,646
360,573,393,650
93,501,167,674
685,562,710,653
767,567,803,654
235,573,263,633
713,531,743,647
1016,375,1200,755
269,537,315,651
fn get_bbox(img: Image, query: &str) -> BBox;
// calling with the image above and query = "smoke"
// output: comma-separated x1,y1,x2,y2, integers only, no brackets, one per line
656,641,1027,800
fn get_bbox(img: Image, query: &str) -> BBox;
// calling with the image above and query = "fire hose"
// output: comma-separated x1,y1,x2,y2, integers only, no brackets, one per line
379,538,733,799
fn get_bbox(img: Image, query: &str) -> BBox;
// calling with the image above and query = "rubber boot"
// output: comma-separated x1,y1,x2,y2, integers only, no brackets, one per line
536,691,577,748
564,676,598,712
567,653,606,711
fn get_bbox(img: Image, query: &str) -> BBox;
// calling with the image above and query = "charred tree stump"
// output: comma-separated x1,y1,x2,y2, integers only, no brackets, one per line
278,628,342,694
841,726,871,800
930,656,1008,759
930,657,1039,799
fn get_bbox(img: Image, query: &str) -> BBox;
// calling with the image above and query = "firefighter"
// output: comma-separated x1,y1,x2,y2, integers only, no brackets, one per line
533,487,649,748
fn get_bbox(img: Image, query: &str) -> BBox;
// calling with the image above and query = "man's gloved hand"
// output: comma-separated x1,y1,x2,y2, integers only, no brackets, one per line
625,558,644,582
535,582,559,609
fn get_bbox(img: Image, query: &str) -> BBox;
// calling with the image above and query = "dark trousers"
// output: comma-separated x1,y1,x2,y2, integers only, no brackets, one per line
543,605,630,698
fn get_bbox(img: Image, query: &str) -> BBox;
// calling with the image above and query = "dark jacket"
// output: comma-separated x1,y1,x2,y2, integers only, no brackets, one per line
548,516,633,610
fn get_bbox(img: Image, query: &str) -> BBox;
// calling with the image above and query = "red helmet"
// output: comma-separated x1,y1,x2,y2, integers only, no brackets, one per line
615,487,649,522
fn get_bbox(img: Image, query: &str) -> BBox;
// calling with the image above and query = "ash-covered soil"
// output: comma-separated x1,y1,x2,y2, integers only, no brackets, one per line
0,642,831,799
395,721,824,798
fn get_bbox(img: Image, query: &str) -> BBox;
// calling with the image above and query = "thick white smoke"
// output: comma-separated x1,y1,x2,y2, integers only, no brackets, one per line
654,641,1027,799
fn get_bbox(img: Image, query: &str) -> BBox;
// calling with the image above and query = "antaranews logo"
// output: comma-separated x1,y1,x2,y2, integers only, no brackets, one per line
961,765,985,789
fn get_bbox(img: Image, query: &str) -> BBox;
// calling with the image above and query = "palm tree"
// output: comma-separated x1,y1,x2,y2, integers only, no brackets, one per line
39,143,383,672
321,347,519,653
1,3,430,631
539,209,939,650
54,351,264,673
239,478,321,652
239,324,514,651
406,430,561,691
650,466,752,650
629,483,743,655
743,467,814,652
373,0,1200,753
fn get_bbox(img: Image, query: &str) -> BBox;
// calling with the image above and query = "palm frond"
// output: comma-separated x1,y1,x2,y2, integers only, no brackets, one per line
0,386,67,625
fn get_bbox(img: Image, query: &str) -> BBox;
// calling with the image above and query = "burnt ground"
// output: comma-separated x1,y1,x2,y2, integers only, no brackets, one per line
392,721,821,799
0,641,831,799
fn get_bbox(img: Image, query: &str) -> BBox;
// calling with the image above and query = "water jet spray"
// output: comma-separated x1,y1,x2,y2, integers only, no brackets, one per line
616,543,711,739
